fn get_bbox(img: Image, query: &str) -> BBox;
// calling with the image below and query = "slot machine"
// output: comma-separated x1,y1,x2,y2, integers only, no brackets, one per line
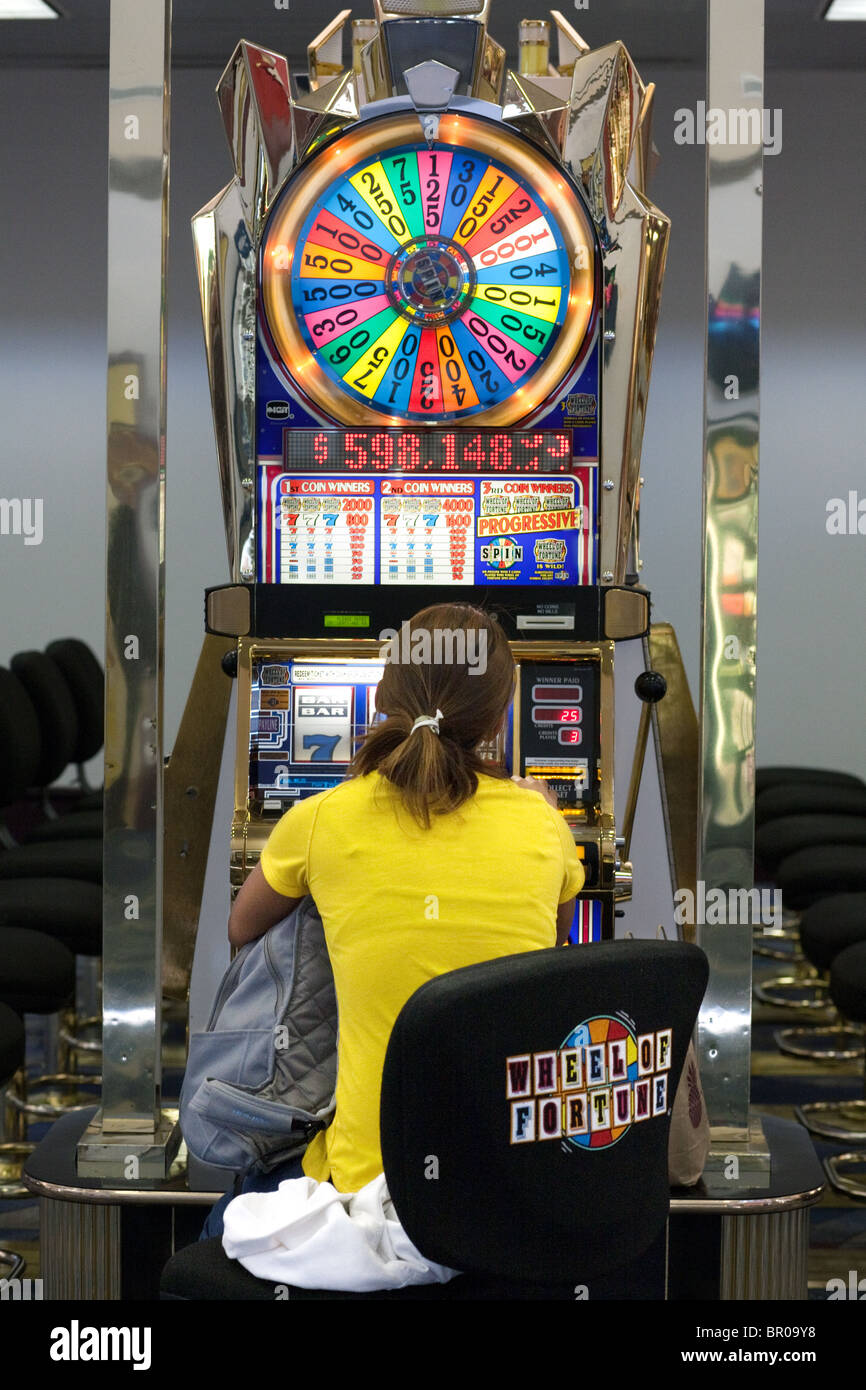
194,1,669,942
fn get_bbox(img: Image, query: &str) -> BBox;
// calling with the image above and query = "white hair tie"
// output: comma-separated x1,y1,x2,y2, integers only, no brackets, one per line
410,709,443,736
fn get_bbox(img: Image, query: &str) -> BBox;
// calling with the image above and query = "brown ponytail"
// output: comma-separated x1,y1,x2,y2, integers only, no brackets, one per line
350,604,514,827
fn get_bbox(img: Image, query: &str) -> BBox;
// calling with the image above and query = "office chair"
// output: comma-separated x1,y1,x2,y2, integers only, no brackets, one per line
161,938,708,1300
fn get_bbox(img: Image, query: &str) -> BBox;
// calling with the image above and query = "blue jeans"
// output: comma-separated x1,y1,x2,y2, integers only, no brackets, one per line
200,1155,306,1240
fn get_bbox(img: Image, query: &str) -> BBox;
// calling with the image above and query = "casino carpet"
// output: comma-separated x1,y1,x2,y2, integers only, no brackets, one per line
2,970,864,1298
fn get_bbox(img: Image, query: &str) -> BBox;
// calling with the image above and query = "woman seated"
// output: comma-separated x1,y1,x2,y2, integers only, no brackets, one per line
219,602,584,1206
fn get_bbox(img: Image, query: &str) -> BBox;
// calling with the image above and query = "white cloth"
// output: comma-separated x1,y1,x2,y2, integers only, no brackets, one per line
222,1173,460,1292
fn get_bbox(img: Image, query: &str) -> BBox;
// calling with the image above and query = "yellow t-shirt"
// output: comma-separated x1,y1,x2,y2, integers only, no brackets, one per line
259,771,585,1192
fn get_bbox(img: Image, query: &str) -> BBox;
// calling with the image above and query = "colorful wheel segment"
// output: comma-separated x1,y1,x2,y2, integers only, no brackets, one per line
561,1015,638,1150
260,114,597,427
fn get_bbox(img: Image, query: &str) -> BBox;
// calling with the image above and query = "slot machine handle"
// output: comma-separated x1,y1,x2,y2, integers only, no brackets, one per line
619,670,667,864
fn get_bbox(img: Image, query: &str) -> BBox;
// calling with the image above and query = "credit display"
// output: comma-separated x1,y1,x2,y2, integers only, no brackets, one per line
283,430,572,474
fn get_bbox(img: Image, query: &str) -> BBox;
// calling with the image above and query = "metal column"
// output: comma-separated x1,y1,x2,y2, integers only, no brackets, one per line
78,0,178,1177
697,0,765,1142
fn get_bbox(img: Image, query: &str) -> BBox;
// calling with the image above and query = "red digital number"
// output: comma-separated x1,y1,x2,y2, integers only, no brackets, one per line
313,432,330,467
370,433,394,470
344,432,368,470
397,434,421,470
558,728,582,746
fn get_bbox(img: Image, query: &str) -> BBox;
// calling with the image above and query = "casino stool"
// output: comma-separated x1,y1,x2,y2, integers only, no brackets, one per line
775,896,866,1061
44,639,105,810
799,943,866,1179
0,929,86,1189
0,668,101,884
0,1001,27,1207
161,939,708,1300
777,846,866,912
755,767,865,797
755,815,866,879
0,1003,27,1279
9,651,102,840
0,666,103,1067
753,849,866,1011
0,880,103,1070
755,783,866,829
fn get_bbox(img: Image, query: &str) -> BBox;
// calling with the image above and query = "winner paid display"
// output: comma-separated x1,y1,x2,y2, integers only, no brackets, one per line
195,0,670,942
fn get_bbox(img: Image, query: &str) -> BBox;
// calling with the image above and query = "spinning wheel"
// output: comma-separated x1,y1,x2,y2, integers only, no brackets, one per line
260,113,598,427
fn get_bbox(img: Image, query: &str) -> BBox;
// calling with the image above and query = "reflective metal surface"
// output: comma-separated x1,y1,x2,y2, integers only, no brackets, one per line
191,181,256,582
308,10,352,90
647,624,699,945
561,42,670,585
89,0,172,1158
216,41,296,244
162,635,235,1002
697,0,764,1133
720,1207,810,1300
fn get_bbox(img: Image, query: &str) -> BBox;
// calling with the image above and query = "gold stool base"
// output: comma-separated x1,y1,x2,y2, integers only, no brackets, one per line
824,1151,866,1201
776,1025,865,1063
796,1100,866,1144
754,975,830,1011
0,1141,34,1198
6,1073,101,1122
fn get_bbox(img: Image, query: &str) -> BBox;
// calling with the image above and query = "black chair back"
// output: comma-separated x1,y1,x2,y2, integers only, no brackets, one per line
381,939,708,1287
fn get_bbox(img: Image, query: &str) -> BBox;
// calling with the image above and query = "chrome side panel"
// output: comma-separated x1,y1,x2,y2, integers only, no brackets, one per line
697,0,764,1133
561,43,670,586
99,0,171,1138
191,182,256,582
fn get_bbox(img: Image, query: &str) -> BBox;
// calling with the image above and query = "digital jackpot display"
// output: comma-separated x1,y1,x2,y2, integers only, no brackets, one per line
282,430,573,473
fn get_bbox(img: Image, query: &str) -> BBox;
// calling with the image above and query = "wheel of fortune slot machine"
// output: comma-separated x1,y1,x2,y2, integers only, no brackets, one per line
194,0,669,943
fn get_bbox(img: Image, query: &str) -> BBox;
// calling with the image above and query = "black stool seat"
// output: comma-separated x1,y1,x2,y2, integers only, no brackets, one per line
0,929,75,1015
828,934,866,1023
0,1003,25,1083
756,784,866,827
829,941,866,1024
0,880,101,957
45,640,104,766
756,767,864,795
0,839,101,883
800,895,866,972
756,817,866,875
776,847,866,911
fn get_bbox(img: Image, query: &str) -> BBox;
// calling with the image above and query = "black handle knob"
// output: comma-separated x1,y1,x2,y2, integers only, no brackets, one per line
221,649,239,679
634,670,666,703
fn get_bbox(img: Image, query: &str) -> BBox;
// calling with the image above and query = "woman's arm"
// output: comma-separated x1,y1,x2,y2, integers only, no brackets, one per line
556,899,575,946
228,861,303,949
